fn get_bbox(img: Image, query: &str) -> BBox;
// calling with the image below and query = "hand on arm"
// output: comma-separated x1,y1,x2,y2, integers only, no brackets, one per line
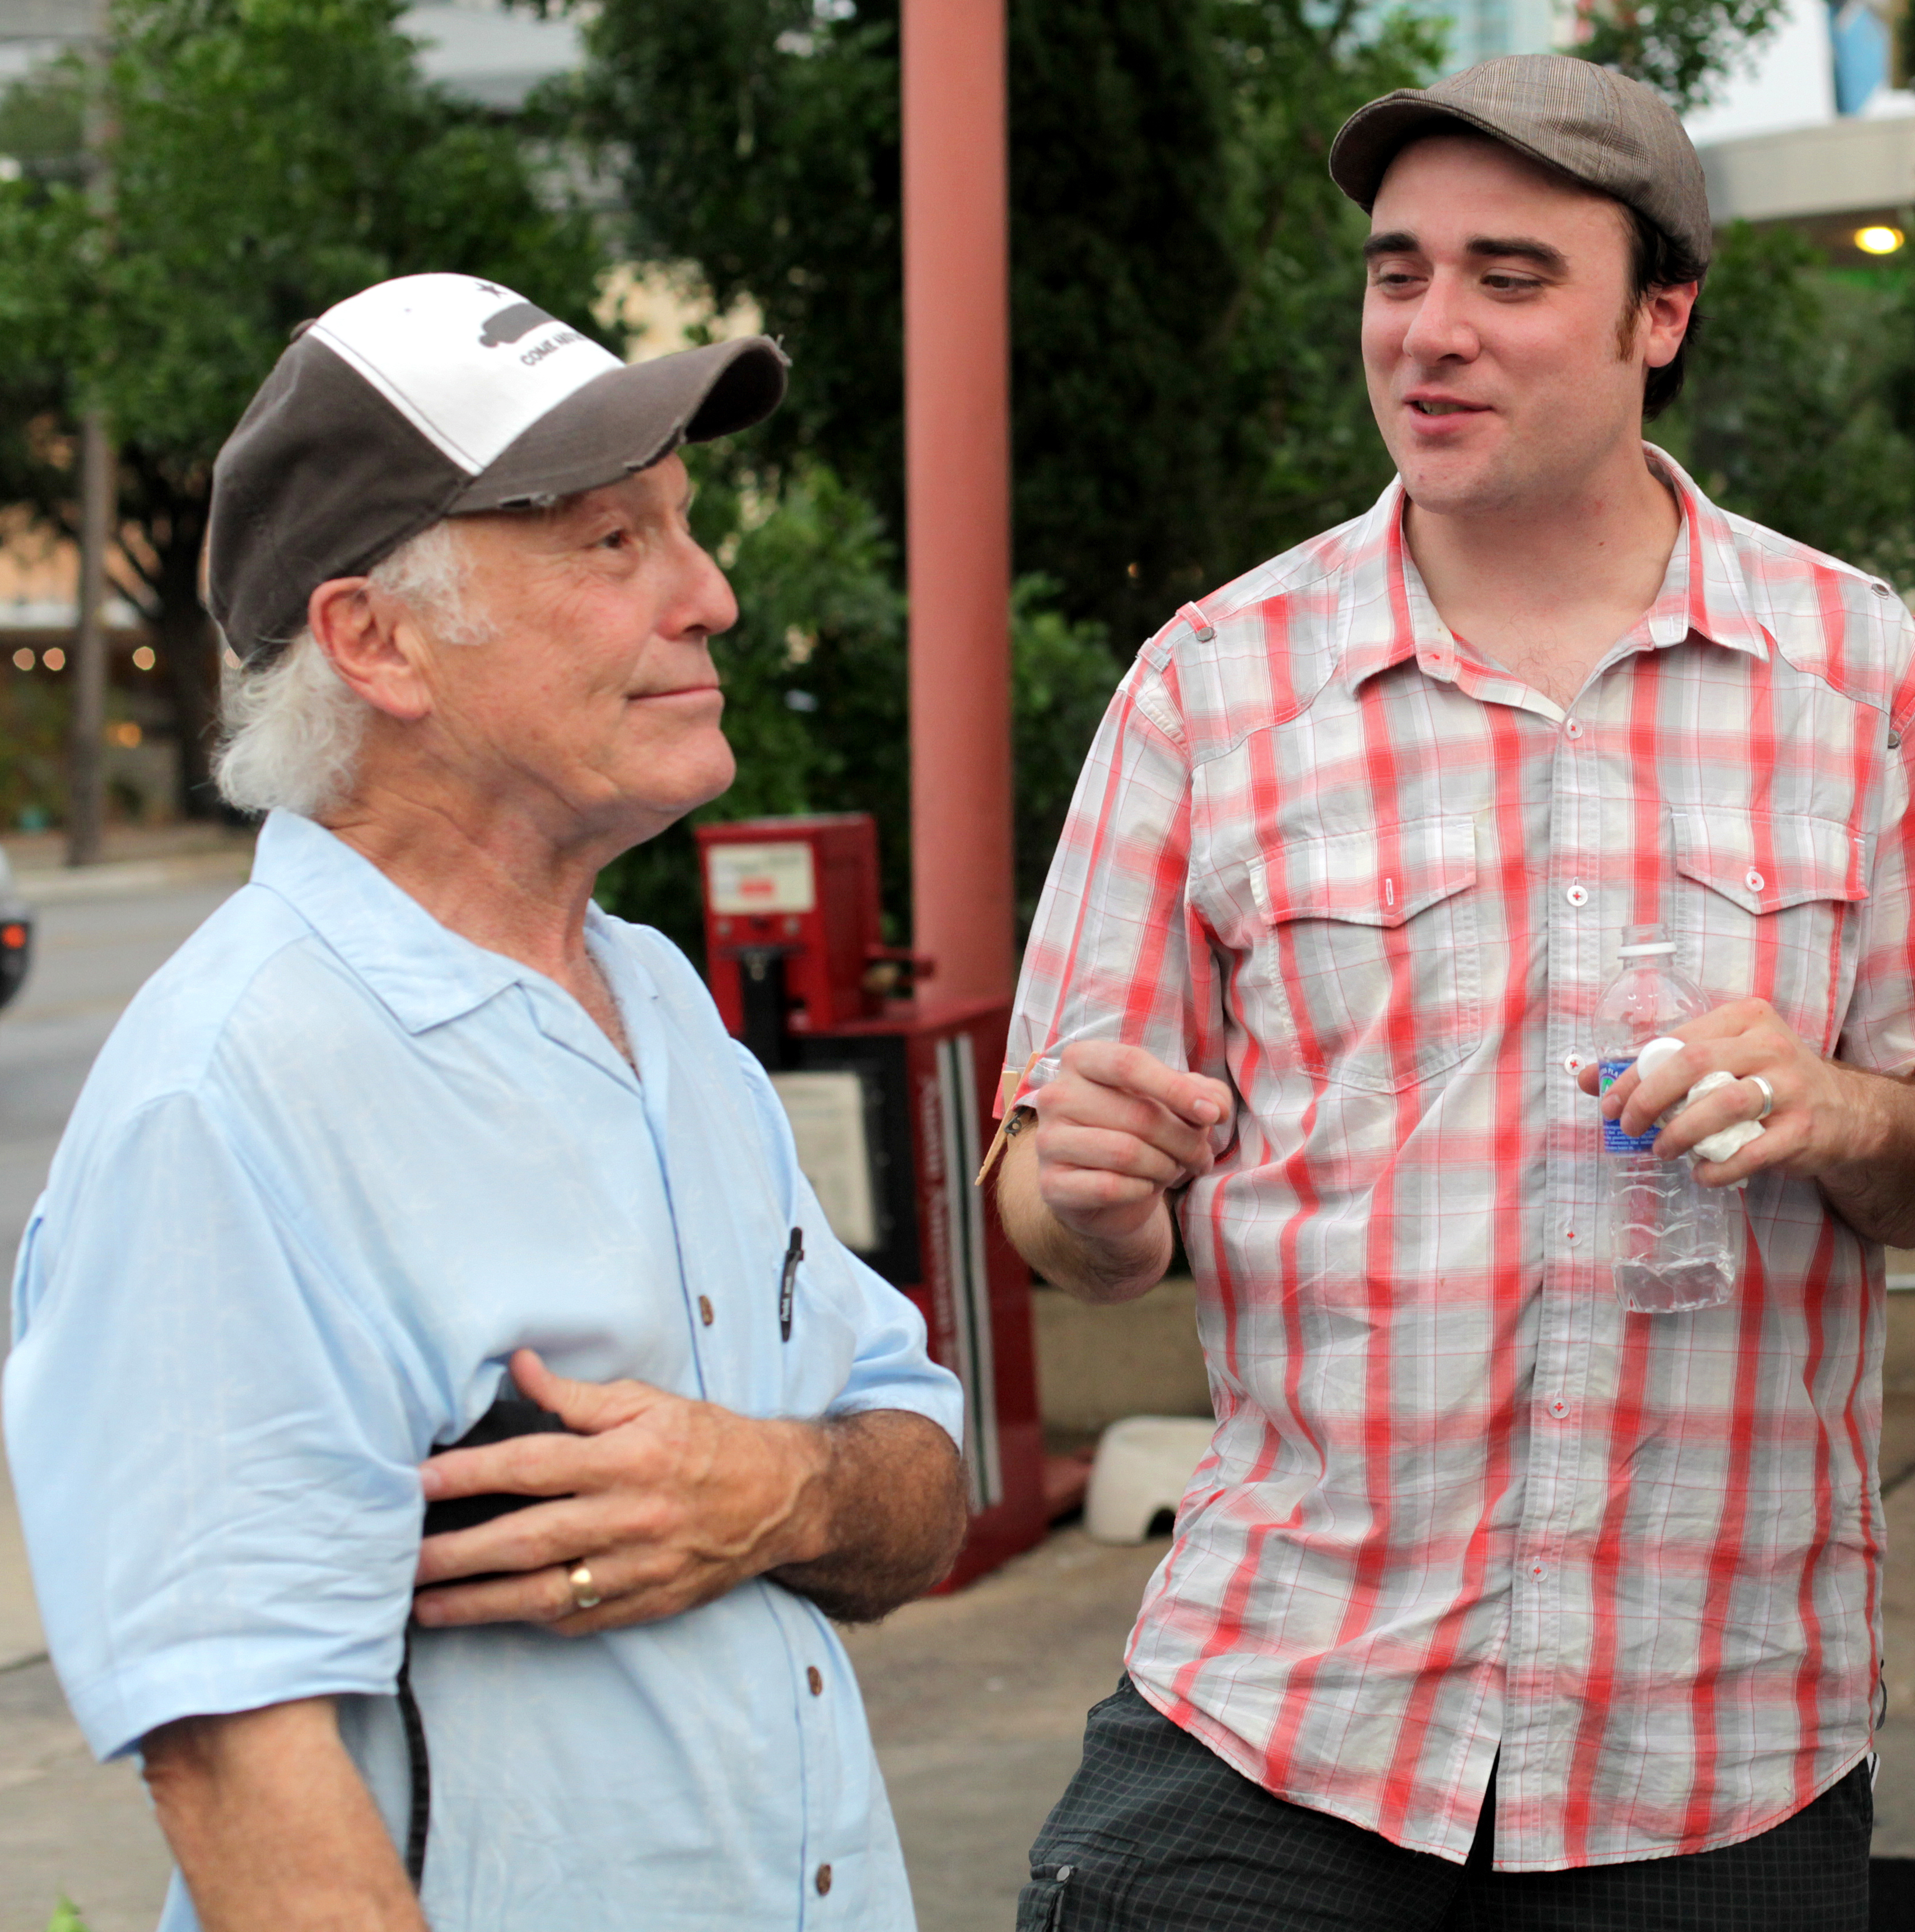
995,1041,1234,1303
1577,997,1915,1245
413,1349,966,1633
142,1698,424,1932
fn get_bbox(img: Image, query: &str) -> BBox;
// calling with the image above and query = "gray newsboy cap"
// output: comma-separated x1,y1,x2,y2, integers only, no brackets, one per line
1329,54,1713,269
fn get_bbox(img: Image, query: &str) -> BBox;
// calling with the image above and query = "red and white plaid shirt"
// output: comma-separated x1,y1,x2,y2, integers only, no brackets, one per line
1007,449,1915,1870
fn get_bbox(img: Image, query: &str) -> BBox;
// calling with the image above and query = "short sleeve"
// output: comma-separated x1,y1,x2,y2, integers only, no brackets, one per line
4,1092,425,1760
728,1044,965,1451
1005,656,1224,1107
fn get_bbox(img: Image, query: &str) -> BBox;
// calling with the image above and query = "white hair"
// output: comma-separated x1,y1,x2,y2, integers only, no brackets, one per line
213,519,494,818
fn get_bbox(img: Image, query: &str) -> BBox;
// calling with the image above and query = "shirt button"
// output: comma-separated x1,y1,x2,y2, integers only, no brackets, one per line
1530,1561,1548,1581
1563,1227,1580,1244
1565,882,1589,907
1563,719,1584,740
1548,1398,1570,1419
807,1666,824,1696
816,1864,833,1896
698,1295,715,1326
1745,868,1766,893
1562,1051,1587,1075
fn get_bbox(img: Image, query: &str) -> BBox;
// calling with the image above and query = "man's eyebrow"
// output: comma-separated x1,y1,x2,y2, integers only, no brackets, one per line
1464,235,1568,273
1363,230,1418,261
1361,231,1570,275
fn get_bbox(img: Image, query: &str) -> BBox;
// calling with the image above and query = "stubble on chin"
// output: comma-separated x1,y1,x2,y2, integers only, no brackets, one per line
1391,442,1526,522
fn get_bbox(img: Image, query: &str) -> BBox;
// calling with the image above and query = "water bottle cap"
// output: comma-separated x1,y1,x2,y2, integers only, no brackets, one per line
1615,941,1676,956
1635,1036,1687,1079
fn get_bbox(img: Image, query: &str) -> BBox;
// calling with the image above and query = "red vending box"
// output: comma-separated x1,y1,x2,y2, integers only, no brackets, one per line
697,817,1049,1588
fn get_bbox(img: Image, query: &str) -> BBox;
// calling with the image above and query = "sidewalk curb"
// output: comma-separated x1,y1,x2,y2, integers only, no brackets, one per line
13,853,254,906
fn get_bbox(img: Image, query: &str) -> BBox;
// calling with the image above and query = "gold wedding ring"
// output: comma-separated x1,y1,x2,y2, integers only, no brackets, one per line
567,1561,602,1611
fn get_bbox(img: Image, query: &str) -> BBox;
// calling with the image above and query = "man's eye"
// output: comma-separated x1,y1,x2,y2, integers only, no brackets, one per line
1484,275,1541,293
596,527,628,550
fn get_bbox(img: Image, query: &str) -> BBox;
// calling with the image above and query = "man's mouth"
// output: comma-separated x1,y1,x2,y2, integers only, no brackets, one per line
1408,400,1482,416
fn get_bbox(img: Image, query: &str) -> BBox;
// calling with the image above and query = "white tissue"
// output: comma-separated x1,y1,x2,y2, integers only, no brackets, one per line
1631,1036,1765,1164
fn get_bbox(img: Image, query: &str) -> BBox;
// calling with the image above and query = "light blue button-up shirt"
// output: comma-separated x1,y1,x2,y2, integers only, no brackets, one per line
6,810,962,1929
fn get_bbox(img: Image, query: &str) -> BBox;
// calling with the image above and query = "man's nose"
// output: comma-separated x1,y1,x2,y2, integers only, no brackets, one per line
1400,270,1479,365
679,543,740,641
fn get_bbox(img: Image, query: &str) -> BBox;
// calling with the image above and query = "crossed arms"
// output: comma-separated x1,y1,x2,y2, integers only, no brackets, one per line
142,1356,964,1931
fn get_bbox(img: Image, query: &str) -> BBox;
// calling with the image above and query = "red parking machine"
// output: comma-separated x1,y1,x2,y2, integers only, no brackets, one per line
697,814,1048,1586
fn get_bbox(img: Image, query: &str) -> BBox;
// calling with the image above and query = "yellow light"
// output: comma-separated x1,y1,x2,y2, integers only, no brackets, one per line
41,646,65,672
1855,224,1905,255
108,720,142,748
131,644,156,671
10,647,31,671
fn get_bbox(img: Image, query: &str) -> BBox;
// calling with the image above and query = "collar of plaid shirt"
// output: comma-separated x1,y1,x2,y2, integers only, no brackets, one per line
1007,446,1915,1872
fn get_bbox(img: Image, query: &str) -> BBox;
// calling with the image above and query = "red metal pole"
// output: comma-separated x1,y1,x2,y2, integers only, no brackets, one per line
903,0,1013,1005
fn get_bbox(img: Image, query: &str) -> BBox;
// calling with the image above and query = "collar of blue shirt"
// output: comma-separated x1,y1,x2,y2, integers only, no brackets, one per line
249,809,660,1039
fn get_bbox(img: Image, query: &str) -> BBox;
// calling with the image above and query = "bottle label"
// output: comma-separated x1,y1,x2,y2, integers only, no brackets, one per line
1598,1060,1660,1153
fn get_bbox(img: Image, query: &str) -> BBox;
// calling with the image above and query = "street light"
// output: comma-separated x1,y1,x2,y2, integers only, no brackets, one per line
1854,224,1905,255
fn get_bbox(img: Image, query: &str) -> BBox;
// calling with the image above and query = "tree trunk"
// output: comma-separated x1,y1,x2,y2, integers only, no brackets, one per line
152,496,219,819
160,597,219,819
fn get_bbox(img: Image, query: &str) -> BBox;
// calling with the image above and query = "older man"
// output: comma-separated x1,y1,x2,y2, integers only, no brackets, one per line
5,273,966,1930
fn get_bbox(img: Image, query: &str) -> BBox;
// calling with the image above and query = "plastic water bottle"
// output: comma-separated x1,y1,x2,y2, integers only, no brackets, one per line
1594,925,1742,1314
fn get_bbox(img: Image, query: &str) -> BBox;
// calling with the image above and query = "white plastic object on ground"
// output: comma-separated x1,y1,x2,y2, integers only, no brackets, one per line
1084,1416,1216,1545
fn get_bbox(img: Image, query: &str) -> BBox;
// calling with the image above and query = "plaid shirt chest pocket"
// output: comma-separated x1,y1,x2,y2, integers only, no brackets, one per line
1245,814,1481,1096
1670,808,1868,1055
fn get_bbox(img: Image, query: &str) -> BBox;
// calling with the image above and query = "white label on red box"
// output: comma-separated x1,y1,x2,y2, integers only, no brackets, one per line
768,1071,878,1253
706,841,817,914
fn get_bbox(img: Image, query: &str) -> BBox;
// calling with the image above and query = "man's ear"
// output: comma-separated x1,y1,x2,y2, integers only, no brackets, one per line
1641,279,1699,372
307,577,434,723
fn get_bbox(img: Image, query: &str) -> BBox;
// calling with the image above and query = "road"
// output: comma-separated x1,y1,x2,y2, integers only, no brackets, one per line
0,854,256,1930
0,856,1910,1930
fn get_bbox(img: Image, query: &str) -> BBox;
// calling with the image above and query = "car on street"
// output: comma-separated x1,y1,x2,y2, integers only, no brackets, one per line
0,846,33,1011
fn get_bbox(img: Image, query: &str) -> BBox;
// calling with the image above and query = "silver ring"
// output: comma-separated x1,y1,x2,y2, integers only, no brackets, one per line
1745,1073,1776,1121
567,1562,602,1611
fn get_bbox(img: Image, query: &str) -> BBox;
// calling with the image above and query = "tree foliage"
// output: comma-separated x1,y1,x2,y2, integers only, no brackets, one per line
558,0,1439,654
1574,0,1791,112
0,0,607,812
1655,226,1915,584
595,453,1118,953
558,0,906,530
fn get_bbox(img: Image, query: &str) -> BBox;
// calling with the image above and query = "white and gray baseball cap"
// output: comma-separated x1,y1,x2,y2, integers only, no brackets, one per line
208,272,789,664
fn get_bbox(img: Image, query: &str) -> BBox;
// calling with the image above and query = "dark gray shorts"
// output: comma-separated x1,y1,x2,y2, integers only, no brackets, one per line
1017,1677,1873,1931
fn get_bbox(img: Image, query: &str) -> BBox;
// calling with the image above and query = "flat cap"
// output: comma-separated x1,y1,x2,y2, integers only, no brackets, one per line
1329,54,1712,269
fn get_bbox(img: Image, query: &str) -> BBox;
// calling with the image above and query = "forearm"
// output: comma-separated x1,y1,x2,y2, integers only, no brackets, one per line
143,1697,424,1932
1816,1065,1915,1246
769,1409,967,1622
995,1129,1174,1303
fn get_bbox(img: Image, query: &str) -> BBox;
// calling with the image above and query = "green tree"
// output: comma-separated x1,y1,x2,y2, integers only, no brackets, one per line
554,0,1439,652
557,0,906,532
595,454,1119,953
1654,225,1915,582
0,0,608,815
1575,0,1791,111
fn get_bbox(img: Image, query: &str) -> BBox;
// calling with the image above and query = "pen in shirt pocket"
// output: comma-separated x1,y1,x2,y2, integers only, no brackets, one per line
779,1227,803,1342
